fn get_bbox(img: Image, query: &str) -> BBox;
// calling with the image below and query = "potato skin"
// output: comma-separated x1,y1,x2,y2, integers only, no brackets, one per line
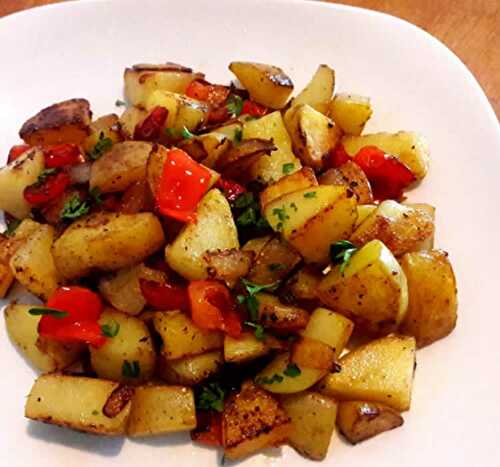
52,212,165,279
399,250,458,347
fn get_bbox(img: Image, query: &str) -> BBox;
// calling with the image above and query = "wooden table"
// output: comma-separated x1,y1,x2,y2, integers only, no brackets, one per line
1,0,498,117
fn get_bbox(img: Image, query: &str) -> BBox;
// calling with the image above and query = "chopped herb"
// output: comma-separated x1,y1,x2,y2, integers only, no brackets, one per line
89,186,103,205
330,240,358,275
226,94,243,117
234,127,243,144
28,307,68,319
256,374,284,385
272,207,289,222
60,195,90,221
268,263,284,272
304,191,317,198
234,192,255,209
282,163,295,175
236,207,257,227
36,168,58,185
290,202,298,212
101,320,120,338
236,294,246,305
238,279,279,322
3,219,21,237
181,126,194,139
196,382,225,412
88,132,113,160
115,99,126,107
284,363,301,377
276,222,283,231
122,360,140,378
244,321,266,341
92,409,100,416
165,126,194,140
255,216,270,230
241,278,280,295
245,295,260,321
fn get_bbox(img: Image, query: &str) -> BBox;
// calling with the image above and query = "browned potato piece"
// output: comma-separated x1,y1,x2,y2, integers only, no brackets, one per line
19,98,91,145
119,106,147,139
291,336,335,371
146,143,167,197
337,401,404,444
319,161,374,204
223,332,269,363
157,351,223,385
204,249,254,288
286,266,321,301
328,94,373,136
399,250,458,347
291,65,336,114
405,203,436,250
0,234,16,297
223,381,291,460
229,62,294,109
258,293,309,332
82,113,123,154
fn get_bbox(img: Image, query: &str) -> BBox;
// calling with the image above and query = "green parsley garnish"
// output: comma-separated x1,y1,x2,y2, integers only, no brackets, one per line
101,320,120,338
256,216,271,230
236,207,257,227
232,192,269,231
3,219,21,237
268,263,284,272
165,126,194,140
36,168,58,185
226,94,243,117
234,128,243,144
89,186,103,205
60,195,90,221
304,191,317,198
233,192,255,209
122,360,140,378
88,132,113,160
284,363,301,377
290,202,298,212
238,279,280,322
115,99,126,107
255,374,284,385
282,163,295,175
196,382,226,412
272,207,289,222
28,307,68,319
330,240,358,275
244,321,266,341
241,278,280,295
181,127,194,139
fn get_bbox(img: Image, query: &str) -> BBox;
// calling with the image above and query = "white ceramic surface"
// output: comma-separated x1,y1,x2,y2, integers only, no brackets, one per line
1,0,499,466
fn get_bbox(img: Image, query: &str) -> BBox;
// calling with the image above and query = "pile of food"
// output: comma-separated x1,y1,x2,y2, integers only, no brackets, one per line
0,61,457,461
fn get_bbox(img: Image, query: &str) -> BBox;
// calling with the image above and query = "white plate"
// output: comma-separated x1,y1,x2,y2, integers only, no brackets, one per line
1,0,499,466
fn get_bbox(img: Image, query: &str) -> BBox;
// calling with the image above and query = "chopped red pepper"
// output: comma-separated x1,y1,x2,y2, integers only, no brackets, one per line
134,106,168,141
330,144,350,168
157,148,210,222
23,171,71,205
8,144,31,163
139,279,189,311
191,412,223,446
216,177,246,203
207,106,230,124
188,280,242,338
353,146,416,200
241,100,267,117
38,286,105,347
44,144,83,168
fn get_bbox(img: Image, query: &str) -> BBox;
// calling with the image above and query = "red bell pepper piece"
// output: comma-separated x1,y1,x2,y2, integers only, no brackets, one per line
216,177,246,203
156,148,210,222
191,412,223,446
353,146,416,200
139,279,189,311
8,144,31,163
23,171,71,205
188,281,242,338
241,100,267,117
330,144,350,168
134,106,168,141
38,286,105,347
44,144,83,168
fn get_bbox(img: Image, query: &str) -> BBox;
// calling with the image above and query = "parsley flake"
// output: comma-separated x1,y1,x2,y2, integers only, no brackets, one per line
196,382,225,412
304,191,317,198
234,192,255,209
330,240,358,275
244,321,266,341
236,207,257,227
88,132,113,160
101,320,120,338
255,374,284,385
284,363,301,377
60,195,90,221
282,163,295,175
181,127,194,139
226,94,243,117
122,360,140,378
234,128,243,144
28,307,68,319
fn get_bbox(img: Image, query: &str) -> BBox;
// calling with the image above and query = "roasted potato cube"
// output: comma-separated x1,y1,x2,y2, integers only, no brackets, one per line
82,113,123,154
291,64,335,114
224,332,269,363
52,212,165,280
166,189,239,280
204,249,254,288
242,235,272,257
153,311,223,360
119,106,147,139
0,147,44,219
179,131,231,168
229,62,294,109
127,384,196,436
19,98,91,145
355,204,377,228
328,94,373,136
405,203,436,250
318,335,416,411
350,200,434,256
258,293,309,331
280,391,338,460
399,250,457,347
318,240,408,334
223,381,291,460
90,309,156,383
285,104,342,170
286,267,321,301
158,351,223,385
291,336,335,371
337,400,403,444
25,374,132,435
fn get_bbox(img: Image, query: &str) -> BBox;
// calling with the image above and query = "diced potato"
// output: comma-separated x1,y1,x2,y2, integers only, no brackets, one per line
405,203,436,250
25,374,132,435
119,106,147,139
258,293,309,332
224,332,269,363
124,63,204,106
318,335,416,411
204,249,254,288
223,381,291,460
158,351,223,385
399,250,458,347
19,98,91,145
242,235,272,258
52,212,165,280
10,224,60,299
286,267,321,301
318,240,408,334
355,204,377,228
291,337,335,371
153,311,223,360
341,131,430,180
0,147,44,219
127,385,196,436
179,132,231,168
350,200,434,256
5,304,83,372
165,189,239,280
90,309,156,383
242,111,301,183
82,113,123,153
328,94,373,136
291,64,335,114
337,400,403,444
229,62,294,109
280,392,337,460
285,104,342,170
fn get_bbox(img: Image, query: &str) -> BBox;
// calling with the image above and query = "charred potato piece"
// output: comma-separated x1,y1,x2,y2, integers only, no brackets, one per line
286,266,321,301
82,113,123,154
204,249,254,288
19,98,91,145
179,132,231,168
224,332,269,363
328,94,373,136
258,293,309,332
158,351,223,385
291,64,335,114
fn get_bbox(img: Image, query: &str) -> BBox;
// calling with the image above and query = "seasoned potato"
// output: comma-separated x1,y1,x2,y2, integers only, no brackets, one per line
20,98,91,145
229,62,294,109
291,336,335,371
204,249,254,288
318,240,408,334
5,304,83,372
285,104,342,170
399,250,457,347
258,293,309,332
328,94,373,136
0,147,44,219
26,374,132,435
242,235,272,257
52,212,165,280
318,335,416,411
179,131,231,168
82,113,122,153
224,332,269,363
223,381,291,460
355,204,377,228
124,62,204,106
291,64,335,114
337,400,403,444
350,200,434,256
341,131,430,180
280,392,337,460
127,384,196,436
10,224,60,299
158,351,223,385
165,189,239,280
286,266,322,301
90,309,156,383
405,203,436,250
119,106,147,139
153,311,223,360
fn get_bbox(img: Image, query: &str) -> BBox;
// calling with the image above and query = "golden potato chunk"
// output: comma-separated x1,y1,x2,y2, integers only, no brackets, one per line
224,332,269,363
258,293,310,332
291,64,335,114
157,351,223,385
204,249,254,288
328,94,373,136
82,113,123,154
119,106,147,139
286,266,322,301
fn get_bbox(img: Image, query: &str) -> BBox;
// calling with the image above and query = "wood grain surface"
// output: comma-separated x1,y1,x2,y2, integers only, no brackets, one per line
0,0,498,117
